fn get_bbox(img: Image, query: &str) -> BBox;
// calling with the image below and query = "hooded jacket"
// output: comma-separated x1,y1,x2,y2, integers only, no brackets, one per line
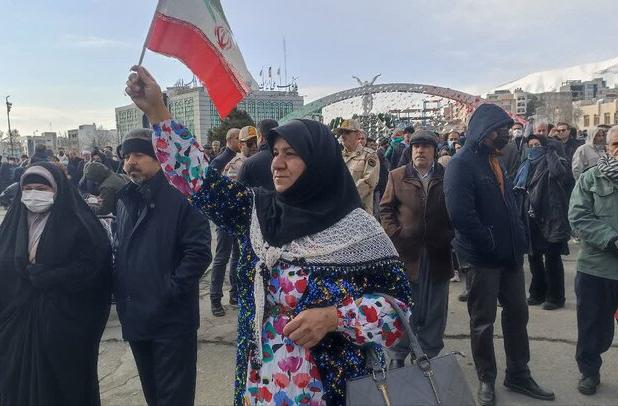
444,104,527,268
84,162,129,215
572,127,607,180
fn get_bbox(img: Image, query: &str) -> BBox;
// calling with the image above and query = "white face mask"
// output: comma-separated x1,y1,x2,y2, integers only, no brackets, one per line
21,190,55,213
512,129,523,138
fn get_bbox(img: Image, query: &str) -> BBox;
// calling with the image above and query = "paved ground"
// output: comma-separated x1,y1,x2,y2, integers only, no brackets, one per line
2,208,617,405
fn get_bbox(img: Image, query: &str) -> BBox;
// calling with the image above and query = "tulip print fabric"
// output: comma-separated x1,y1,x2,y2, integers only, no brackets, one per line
243,263,407,406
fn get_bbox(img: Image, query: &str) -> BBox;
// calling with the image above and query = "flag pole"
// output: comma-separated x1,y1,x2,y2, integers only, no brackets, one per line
138,0,162,65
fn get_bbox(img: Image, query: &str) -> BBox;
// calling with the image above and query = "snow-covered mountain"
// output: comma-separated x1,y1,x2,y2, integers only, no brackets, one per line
494,57,618,94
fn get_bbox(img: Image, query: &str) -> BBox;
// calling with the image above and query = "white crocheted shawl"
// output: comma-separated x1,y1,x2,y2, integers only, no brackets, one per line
249,204,399,363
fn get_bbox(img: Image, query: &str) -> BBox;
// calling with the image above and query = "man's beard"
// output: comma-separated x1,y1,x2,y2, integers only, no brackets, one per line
128,169,146,184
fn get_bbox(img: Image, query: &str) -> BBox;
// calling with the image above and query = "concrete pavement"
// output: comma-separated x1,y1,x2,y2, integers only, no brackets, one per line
98,241,618,406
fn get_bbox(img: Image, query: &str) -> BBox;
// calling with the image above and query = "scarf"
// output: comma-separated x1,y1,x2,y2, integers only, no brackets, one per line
254,119,362,247
249,205,400,364
489,152,505,195
514,146,546,189
597,154,618,184
0,162,111,290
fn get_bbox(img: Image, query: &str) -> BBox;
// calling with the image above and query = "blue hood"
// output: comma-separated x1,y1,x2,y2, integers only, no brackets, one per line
465,104,514,150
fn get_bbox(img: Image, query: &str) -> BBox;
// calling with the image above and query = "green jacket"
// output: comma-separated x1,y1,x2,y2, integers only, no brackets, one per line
568,166,618,279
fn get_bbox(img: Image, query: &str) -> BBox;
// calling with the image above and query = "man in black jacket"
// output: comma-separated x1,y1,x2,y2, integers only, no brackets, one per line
210,128,240,171
444,104,554,406
238,118,278,190
114,128,212,406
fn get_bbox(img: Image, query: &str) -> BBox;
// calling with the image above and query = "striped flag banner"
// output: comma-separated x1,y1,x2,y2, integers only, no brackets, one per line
146,0,257,118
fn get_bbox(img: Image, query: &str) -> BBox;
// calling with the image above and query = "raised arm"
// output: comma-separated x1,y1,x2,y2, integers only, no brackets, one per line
125,66,253,236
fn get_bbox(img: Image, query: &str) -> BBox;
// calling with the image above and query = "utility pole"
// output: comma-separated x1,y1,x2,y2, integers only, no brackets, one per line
5,96,14,158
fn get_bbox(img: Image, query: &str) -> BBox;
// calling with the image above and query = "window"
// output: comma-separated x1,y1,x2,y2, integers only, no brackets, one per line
593,115,600,125
604,112,611,125
583,115,590,127
614,112,618,124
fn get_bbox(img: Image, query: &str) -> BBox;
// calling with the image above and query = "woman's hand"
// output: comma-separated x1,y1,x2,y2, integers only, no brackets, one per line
125,65,171,124
283,306,338,349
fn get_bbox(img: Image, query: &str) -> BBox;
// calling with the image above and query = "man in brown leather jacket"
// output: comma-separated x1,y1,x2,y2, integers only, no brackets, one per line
380,130,454,359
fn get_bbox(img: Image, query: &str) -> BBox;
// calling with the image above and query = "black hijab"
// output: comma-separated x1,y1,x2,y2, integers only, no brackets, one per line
0,161,111,307
254,119,362,247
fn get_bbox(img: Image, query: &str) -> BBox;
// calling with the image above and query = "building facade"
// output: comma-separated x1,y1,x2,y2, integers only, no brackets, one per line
72,124,118,151
575,99,618,132
115,85,304,145
485,88,529,116
560,78,608,101
24,132,57,156
534,91,574,124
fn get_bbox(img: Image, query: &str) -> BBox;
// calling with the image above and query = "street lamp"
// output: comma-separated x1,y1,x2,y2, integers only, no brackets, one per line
5,96,14,159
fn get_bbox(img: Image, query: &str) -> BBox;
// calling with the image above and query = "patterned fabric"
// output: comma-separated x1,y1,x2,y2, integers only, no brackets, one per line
243,264,407,406
152,120,413,406
152,120,208,196
597,153,618,184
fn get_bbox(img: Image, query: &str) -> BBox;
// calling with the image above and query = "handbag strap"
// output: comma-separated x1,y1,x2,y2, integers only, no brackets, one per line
363,294,443,405
380,293,429,363
365,293,432,372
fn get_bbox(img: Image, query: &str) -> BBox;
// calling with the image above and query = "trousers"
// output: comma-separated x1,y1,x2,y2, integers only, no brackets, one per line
575,272,618,378
528,241,566,305
410,252,449,358
210,225,239,304
129,332,197,406
467,264,531,383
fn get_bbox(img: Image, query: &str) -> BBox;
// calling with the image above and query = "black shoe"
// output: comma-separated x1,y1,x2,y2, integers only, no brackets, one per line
229,296,239,306
211,302,225,317
527,297,544,306
542,301,564,310
578,375,600,395
477,381,495,406
388,359,405,370
458,291,469,302
504,376,555,401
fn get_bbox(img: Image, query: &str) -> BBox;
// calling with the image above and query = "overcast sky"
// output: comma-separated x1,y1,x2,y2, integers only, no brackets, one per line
1,0,617,136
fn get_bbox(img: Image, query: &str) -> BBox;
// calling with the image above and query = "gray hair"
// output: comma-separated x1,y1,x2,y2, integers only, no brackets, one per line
608,125,618,143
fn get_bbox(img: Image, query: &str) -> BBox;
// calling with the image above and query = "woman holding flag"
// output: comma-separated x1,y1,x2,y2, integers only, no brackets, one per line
125,66,413,406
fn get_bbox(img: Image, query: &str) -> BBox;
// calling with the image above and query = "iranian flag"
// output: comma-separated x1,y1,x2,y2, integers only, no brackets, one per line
145,0,257,118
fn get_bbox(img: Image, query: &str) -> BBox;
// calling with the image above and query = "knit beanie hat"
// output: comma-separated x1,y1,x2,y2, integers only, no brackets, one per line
120,128,156,159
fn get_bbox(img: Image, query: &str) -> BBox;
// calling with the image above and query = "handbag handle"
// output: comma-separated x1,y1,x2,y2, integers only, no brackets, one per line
362,293,443,405
365,293,432,372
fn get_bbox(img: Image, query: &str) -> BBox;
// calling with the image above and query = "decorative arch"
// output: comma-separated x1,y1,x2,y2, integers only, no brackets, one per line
280,83,485,123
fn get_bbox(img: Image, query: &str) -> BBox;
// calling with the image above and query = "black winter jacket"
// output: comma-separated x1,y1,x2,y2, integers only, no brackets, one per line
238,143,274,190
113,171,212,340
210,146,237,172
515,148,571,247
444,104,527,268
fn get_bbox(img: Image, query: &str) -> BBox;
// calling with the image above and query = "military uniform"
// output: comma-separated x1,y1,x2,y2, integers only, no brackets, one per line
223,154,247,180
343,145,380,213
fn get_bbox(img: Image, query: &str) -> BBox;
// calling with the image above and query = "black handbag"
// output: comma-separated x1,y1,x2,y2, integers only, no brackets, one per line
346,294,476,406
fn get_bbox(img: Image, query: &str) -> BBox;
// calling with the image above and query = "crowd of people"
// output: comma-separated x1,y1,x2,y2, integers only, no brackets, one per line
0,65,616,406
